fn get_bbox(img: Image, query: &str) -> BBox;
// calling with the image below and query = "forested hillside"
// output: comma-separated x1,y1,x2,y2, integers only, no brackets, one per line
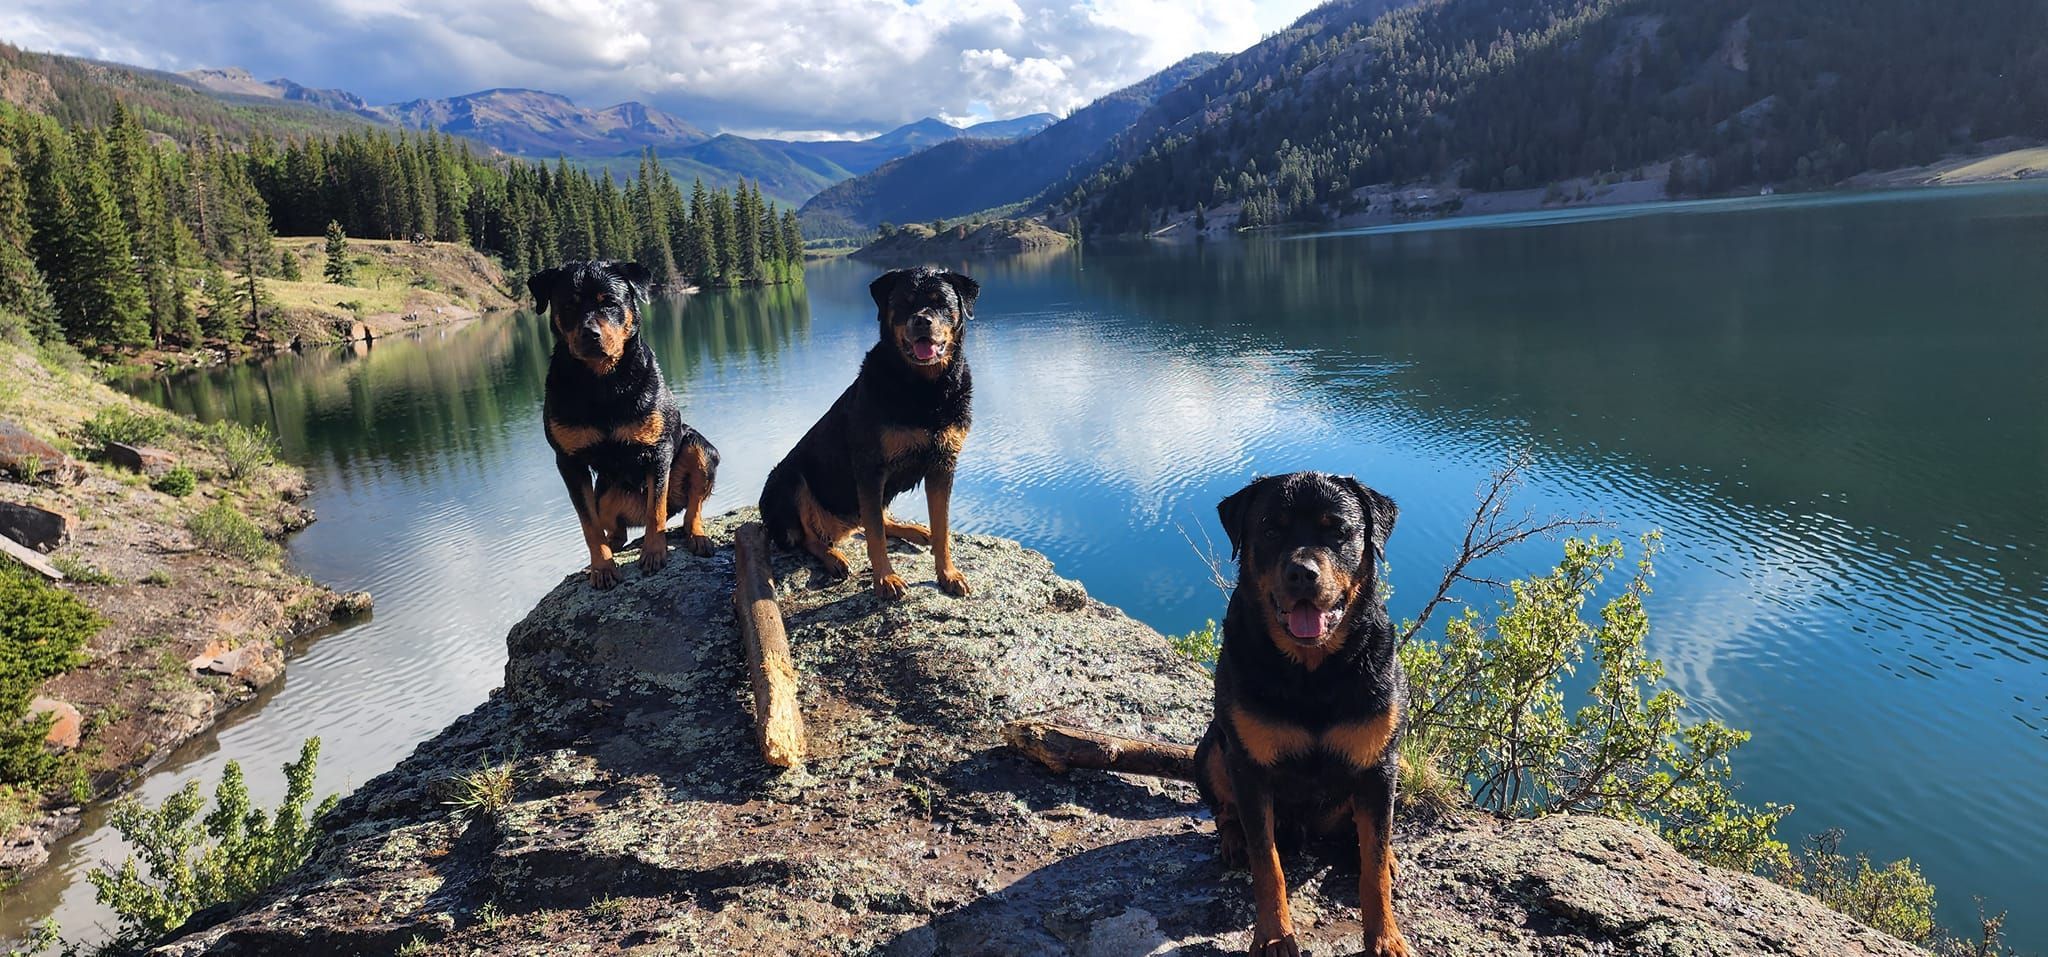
0,102,801,354
799,54,1221,238
0,43,374,142
1051,0,2048,233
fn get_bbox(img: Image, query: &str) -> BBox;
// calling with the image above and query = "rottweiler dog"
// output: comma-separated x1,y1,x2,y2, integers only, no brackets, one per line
1194,472,1412,957
759,266,978,599
531,260,719,590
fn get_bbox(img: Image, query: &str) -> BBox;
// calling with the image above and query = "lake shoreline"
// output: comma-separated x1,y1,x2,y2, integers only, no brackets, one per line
0,343,365,894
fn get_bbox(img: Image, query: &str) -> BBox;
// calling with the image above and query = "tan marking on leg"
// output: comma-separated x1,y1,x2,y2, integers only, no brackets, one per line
1356,801,1411,956
927,466,968,596
796,482,854,579
882,514,931,546
671,443,715,556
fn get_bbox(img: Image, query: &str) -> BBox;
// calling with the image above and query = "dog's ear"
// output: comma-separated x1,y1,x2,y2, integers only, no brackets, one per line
869,269,913,314
609,261,652,301
526,266,565,314
1217,475,1282,561
1339,476,1397,560
939,271,980,314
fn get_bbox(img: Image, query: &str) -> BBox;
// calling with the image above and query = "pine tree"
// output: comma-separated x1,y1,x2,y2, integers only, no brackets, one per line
62,138,149,347
685,179,716,286
200,258,240,342
323,221,354,285
0,142,59,342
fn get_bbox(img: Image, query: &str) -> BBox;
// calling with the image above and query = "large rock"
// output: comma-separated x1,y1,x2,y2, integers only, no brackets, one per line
0,418,79,485
28,697,82,749
0,499,73,551
150,512,1915,957
105,441,178,478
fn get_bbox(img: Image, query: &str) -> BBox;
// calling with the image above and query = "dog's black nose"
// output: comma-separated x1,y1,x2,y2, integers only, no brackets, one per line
1283,559,1320,590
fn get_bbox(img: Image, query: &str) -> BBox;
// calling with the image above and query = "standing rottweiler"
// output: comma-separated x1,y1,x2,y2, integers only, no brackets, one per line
1194,472,1413,957
531,260,719,590
759,266,978,599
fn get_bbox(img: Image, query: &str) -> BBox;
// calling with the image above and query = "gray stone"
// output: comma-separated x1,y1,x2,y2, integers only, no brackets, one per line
105,441,177,478
0,499,73,551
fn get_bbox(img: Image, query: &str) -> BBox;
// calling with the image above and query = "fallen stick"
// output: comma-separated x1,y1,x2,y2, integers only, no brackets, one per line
733,521,807,768
1002,720,1196,781
0,533,64,581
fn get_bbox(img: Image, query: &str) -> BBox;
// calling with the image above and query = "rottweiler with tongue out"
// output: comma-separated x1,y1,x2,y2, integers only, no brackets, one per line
759,266,980,599
1194,471,1414,957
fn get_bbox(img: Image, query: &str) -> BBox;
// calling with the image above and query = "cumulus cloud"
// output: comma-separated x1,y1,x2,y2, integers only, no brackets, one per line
1,0,1312,134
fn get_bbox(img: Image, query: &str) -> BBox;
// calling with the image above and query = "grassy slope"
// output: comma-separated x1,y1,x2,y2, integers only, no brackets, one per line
255,238,518,342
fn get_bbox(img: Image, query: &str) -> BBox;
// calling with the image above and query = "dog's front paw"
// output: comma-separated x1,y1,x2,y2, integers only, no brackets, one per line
683,534,714,557
1218,826,1248,870
1367,931,1415,957
640,535,669,575
873,573,907,600
936,566,972,596
891,523,931,546
588,561,622,590
1248,931,1300,957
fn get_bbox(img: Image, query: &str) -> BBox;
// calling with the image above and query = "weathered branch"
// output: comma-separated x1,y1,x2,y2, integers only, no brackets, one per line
1400,451,1606,645
733,521,806,768
1002,720,1197,781
0,534,64,581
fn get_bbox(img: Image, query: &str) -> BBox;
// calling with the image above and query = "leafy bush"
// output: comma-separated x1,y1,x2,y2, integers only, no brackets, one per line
0,562,104,791
1401,534,1793,873
1775,830,1936,943
186,501,279,565
205,421,277,479
1169,619,1220,665
89,738,337,947
80,405,168,452
152,465,197,497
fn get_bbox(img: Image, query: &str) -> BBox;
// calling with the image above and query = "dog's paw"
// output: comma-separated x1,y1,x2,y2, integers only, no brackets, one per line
1248,931,1300,957
1218,828,1248,870
819,551,851,582
683,534,714,557
936,566,972,596
873,573,907,600
588,562,622,590
1367,931,1415,957
639,537,668,575
891,523,931,546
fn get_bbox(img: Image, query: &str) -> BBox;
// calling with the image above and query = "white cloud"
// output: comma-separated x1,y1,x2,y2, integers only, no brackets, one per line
2,0,1315,131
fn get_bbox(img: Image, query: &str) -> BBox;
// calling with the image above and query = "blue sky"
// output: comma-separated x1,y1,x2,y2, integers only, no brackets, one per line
1,0,1318,136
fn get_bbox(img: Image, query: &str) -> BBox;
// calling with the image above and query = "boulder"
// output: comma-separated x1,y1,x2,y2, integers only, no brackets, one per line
0,418,79,485
0,499,73,551
28,697,82,749
149,511,1916,957
105,441,178,478
188,640,284,689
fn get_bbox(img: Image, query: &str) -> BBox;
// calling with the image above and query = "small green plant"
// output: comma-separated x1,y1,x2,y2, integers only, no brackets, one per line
140,569,174,587
88,738,337,946
206,421,278,479
80,405,169,452
444,762,515,823
152,465,197,497
0,562,103,791
186,501,280,565
395,936,432,956
587,894,628,921
472,900,507,932
50,555,118,585
5,452,43,484
1401,534,1792,873
1169,619,1221,666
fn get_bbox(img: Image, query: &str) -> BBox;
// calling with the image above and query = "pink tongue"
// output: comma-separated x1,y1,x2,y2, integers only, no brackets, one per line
1287,607,1327,639
913,341,937,361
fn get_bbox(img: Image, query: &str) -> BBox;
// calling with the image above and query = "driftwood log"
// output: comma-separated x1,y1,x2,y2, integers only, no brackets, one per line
0,532,64,581
1002,719,1197,781
733,521,807,767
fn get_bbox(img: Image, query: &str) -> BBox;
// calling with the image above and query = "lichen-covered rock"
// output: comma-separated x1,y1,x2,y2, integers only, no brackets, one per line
150,511,1917,956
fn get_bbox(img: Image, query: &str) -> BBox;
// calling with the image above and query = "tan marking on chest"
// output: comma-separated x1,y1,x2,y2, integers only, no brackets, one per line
1323,700,1400,768
612,410,664,446
1229,705,1314,767
548,420,605,454
938,424,969,456
880,426,931,462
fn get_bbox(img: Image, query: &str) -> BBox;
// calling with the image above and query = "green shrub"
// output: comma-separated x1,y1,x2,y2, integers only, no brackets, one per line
50,555,117,585
1775,830,1937,943
1401,534,1793,873
186,501,279,565
152,465,197,497
89,738,337,947
0,562,104,791
1169,619,1220,665
206,421,278,479
80,405,169,452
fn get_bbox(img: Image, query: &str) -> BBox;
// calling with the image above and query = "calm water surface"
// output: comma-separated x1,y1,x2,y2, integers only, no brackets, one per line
6,183,2046,948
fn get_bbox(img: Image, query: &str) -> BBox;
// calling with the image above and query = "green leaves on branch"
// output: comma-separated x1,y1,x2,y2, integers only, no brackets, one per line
88,737,338,947
1401,533,1793,873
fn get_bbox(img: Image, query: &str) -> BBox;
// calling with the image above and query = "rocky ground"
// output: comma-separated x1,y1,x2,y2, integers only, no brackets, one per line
153,511,1915,956
0,342,363,884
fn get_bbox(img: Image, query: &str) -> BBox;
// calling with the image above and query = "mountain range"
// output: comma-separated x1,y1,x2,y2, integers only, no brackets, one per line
180,67,1054,207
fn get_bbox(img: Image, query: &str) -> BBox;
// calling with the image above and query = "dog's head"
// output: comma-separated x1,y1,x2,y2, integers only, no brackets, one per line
869,267,979,376
528,260,652,375
1217,472,1396,664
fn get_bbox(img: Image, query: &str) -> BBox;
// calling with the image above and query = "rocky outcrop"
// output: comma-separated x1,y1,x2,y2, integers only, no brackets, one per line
854,220,1074,262
152,512,1915,956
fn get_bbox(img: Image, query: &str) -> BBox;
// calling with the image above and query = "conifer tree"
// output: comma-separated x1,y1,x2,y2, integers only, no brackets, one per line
63,137,149,347
323,221,354,286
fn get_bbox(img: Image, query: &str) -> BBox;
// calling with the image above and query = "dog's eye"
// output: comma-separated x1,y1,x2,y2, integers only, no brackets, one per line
596,294,613,306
